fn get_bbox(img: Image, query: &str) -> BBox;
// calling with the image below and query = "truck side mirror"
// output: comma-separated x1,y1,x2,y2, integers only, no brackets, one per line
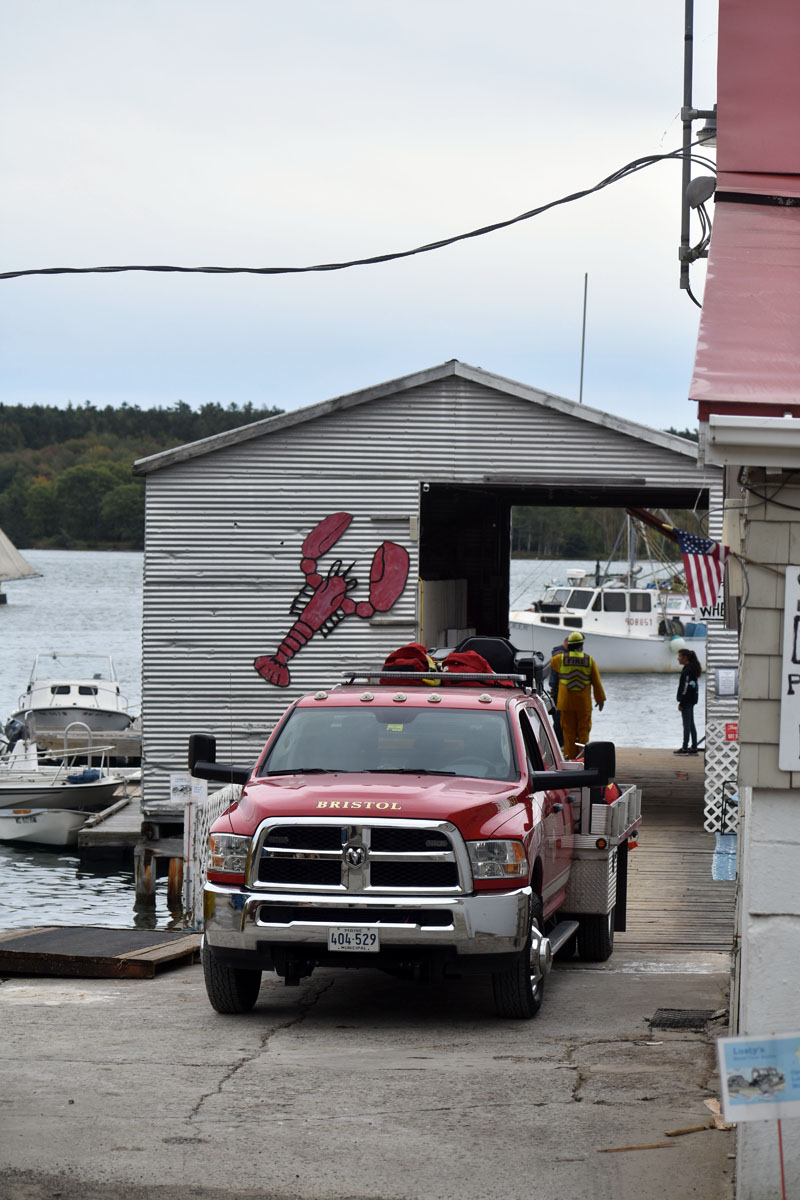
188,733,251,786
583,741,615,784
529,740,616,791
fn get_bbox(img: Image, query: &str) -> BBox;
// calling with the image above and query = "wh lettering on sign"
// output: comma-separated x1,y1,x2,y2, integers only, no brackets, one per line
779,568,800,771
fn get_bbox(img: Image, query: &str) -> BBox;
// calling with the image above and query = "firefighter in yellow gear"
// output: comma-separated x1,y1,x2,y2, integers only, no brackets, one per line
549,631,606,759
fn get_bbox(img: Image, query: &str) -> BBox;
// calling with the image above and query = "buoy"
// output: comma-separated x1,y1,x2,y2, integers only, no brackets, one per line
669,635,686,654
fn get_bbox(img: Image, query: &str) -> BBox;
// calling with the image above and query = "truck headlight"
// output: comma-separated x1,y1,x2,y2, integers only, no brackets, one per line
467,839,528,880
207,833,251,879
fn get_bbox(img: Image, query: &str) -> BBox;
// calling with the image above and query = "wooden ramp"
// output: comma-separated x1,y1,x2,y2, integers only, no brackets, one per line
0,927,201,979
615,747,736,955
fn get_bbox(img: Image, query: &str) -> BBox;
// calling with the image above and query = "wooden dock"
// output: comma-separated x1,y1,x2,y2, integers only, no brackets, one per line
614,747,736,955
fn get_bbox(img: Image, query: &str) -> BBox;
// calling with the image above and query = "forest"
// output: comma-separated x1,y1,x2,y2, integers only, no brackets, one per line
0,405,699,554
0,400,282,550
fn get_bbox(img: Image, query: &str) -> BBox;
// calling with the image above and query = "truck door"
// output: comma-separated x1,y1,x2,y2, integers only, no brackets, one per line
520,707,573,909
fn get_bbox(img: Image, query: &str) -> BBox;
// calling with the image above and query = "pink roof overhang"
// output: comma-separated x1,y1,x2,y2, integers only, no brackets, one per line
689,0,800,422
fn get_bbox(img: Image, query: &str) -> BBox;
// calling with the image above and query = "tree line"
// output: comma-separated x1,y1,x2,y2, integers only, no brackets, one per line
0,400,282,550
0,402,700,553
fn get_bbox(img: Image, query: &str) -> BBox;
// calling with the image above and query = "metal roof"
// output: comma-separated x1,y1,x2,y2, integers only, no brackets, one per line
133,360,698,476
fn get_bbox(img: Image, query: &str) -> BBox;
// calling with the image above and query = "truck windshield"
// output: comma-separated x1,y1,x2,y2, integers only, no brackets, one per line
259,706,518,782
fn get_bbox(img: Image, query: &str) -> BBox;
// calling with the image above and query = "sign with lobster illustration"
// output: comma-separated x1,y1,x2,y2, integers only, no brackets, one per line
253,512,410,688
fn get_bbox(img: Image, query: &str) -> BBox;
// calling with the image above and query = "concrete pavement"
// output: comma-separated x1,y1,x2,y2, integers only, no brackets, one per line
0,944,734,1200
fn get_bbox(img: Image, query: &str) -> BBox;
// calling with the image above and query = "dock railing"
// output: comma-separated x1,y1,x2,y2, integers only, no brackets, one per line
182,782,242,929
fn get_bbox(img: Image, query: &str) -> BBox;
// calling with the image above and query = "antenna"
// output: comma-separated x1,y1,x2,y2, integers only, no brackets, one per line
578,272,588,403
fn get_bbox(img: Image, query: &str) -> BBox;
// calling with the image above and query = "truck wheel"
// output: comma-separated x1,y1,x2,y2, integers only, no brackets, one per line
492,895,546,1019
202,945,262,1014
577,908,615,962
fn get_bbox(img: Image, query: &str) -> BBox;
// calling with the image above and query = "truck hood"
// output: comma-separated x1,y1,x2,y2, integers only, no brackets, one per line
226,772,526,841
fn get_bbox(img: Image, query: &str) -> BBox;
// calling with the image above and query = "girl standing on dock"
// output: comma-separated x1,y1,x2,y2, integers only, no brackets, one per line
675,648,702,755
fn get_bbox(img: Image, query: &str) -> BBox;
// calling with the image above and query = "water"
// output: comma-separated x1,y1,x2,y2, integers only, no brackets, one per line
0,551,699,930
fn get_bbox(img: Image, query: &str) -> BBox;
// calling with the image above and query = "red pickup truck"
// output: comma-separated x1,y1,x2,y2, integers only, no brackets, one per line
190,664,640,1019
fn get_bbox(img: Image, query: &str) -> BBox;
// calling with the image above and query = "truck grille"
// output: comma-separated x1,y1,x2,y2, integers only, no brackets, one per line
253,818,467,894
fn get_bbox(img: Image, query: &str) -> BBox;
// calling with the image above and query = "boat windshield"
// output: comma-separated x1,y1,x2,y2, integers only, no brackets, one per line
542,587,594,610
259,705,518,781
30,653,115,681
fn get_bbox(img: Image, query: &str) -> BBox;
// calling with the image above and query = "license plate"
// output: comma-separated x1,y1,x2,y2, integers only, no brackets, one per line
327,926,380,952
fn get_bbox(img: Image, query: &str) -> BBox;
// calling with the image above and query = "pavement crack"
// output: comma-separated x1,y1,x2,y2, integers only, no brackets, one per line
187,976,336,1120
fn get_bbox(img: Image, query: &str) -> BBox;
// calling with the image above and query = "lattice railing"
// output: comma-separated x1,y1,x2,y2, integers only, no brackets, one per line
182,782,242,928
704,720,739,833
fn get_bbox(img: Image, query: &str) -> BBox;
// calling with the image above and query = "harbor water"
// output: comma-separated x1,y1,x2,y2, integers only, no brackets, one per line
0,551,704,930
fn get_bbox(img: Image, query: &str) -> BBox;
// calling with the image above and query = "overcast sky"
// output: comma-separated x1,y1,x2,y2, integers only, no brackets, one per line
1,1,718,431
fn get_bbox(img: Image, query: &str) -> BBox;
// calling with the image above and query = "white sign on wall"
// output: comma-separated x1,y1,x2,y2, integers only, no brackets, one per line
779,567,800,771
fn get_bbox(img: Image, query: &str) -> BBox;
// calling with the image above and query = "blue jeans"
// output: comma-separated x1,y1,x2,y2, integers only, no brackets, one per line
680,705,697,750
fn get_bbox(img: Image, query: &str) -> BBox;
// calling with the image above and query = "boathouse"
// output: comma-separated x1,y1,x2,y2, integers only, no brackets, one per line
133,360,729,812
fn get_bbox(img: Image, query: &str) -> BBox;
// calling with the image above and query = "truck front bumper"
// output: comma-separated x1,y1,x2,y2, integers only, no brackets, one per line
203,882,532,960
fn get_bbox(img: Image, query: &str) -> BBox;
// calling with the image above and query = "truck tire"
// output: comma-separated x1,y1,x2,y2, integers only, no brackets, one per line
577,908,615,962
492,895,546,1019
203,945,262,1014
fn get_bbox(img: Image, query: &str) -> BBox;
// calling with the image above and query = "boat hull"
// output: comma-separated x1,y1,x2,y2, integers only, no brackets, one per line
508,615,706,674
0,807,90,847
12,707,134,734
0,776,121,812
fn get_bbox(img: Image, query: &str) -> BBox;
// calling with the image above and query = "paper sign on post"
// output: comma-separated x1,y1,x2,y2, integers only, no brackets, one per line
170,773,207,806
718,1033,800,1122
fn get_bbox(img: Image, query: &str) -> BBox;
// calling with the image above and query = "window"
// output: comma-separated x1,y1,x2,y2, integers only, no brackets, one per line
259,706,518,781
568,589,594,610
603,592,626,612
629,593,652,613
521,708,558,771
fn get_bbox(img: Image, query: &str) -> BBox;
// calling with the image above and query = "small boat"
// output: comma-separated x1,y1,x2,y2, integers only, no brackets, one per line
509,567,706,673
11,652,136,734
0,807,92,847
0,732,125,848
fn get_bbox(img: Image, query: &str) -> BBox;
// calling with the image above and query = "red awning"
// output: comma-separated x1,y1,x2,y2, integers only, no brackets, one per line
689,0,800,421
690,196,800,421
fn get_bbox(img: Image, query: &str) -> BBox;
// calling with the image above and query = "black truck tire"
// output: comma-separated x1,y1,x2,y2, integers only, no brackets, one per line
492,895,546,1019
203,945,262,1014
576,907,615,962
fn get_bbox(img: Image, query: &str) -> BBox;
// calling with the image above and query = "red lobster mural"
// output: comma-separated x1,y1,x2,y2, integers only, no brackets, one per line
253,512,410,688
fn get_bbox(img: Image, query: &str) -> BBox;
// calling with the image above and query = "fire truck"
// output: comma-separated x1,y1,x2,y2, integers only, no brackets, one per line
190,655,641,1019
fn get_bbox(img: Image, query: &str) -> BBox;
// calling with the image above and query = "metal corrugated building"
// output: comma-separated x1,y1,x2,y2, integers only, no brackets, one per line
134,360,726,813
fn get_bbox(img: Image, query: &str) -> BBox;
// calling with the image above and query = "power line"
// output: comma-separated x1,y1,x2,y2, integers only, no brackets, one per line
1,145,716,282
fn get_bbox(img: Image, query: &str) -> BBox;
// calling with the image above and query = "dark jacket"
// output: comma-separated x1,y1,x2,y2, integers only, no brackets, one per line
677,664,699,708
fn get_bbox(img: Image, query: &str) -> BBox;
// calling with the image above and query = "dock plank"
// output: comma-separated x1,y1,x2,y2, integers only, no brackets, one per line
614,747,736,955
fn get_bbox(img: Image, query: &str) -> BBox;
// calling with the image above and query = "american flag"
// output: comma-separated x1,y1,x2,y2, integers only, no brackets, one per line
676,530,728,609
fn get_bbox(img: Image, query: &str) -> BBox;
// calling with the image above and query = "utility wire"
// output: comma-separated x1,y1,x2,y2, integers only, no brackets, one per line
0,145,716,282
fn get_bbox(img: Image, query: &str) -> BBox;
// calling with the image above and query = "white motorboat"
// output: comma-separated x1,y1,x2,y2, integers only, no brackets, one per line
0,807,92,847
509,567,706,674
0,734,124,817
11,652,136,734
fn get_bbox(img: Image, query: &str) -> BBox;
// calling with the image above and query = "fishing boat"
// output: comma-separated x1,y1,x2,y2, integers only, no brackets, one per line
11,652,136,735
508,517,707,673
509,568,706,673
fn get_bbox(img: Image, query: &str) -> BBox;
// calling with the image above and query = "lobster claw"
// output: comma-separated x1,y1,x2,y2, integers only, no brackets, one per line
302,512,352,561
368,542,410,612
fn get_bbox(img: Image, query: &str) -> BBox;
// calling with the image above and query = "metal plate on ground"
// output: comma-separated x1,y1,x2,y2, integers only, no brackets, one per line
649,1007,716,1030
0,926,201,979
